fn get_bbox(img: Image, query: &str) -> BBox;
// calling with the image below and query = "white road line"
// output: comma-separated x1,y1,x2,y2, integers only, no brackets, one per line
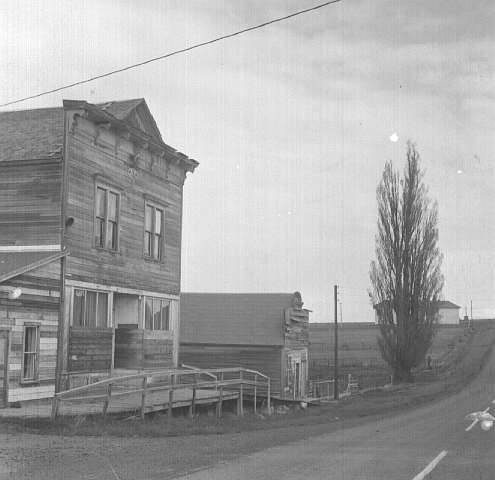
466,406,491,432
465,418,479,431
412,450,448,480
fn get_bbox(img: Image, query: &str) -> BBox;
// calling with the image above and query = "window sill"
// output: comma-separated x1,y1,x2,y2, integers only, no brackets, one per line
143,255,164,265
95,246,121,255
20,380,40,386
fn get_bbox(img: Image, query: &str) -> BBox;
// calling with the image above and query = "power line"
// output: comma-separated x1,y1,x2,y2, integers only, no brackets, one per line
1,0,342,108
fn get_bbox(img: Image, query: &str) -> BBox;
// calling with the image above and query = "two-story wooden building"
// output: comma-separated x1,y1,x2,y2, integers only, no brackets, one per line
0,99,198,401
180,292,310,399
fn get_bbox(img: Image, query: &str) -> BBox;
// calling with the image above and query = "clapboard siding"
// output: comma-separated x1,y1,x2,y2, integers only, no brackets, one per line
143,331,174,369
64,117,183,295
180,344,283,395
68,327,113,372
114,328,174,369
0,159,62,246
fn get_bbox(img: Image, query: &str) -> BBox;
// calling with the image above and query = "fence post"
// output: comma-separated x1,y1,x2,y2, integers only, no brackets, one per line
266,378,271,415
51,395,60,420
216,385,223,418
253,373,257,415
103,383,112,417
189,373,197,418
239,370,244,416
168,373,174,420
141,376,148,420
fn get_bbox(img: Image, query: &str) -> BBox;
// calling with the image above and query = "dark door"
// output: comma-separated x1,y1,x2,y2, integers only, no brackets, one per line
0,330,9,407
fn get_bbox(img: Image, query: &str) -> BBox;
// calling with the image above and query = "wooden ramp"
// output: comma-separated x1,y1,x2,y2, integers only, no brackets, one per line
52,367,270,419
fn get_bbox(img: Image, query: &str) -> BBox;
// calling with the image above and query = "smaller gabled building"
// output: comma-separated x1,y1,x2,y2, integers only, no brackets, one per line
179,292,310,399
0,247,67,405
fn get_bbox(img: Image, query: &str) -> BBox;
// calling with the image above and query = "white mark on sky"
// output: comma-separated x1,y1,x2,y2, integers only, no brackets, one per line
389,132,399,143
457,169,463,174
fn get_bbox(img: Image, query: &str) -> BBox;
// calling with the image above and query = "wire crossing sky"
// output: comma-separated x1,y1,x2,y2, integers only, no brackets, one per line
0,0,341,108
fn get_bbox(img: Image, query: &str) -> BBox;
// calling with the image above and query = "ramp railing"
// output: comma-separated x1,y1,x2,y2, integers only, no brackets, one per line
51,367,270,420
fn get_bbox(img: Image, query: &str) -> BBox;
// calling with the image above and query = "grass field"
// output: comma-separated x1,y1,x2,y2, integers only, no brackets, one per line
309,323,472,389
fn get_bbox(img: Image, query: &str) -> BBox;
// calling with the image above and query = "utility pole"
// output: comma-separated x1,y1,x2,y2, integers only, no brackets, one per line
470,300,473,321
334,285,339,400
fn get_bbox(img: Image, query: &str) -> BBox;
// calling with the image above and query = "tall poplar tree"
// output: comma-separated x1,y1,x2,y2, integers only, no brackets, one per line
370,142,444,383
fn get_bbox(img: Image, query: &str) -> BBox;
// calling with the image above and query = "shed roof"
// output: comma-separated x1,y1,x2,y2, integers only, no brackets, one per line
0,250,67,283
436,300,461,310
180,293,298,346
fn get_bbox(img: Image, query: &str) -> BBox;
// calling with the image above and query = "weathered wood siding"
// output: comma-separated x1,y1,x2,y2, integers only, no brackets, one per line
284,307,309,347
68,327,113,372
114,328,174,369
179,344,283,395
0,158,63,246
114,327,143,369
64,114,184,295
143,330,174,369
0,261,61,402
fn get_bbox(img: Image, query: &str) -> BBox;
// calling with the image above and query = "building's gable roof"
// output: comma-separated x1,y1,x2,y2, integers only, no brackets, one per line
0,250,67,284
436,300,461,310
374,299,461,310
180,293,299,346
0,100,198,171
0,107,64,162
97,98,164,143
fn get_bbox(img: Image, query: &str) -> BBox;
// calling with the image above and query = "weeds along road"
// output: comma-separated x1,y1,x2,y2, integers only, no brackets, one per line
179,348,495,480
2,341,495,480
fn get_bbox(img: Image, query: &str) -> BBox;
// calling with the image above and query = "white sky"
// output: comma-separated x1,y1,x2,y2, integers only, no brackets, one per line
2,0,494,321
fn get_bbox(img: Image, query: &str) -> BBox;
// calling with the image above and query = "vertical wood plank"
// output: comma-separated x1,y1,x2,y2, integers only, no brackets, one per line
253,373,257,415
102,383,112,416
239,370,244,416
168,373,174,420
140,376,148,420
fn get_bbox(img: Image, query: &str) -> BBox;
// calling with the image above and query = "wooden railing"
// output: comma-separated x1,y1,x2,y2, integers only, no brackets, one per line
51,367,270,420
309,374,357,400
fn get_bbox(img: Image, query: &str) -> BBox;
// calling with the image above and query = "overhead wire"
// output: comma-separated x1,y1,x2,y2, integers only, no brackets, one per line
0,0,342,108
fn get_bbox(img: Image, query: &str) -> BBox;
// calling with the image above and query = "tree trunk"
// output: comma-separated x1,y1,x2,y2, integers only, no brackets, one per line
392,366,414,384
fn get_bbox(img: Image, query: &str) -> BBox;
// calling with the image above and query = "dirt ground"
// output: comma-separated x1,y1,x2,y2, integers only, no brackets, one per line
2,323,494,480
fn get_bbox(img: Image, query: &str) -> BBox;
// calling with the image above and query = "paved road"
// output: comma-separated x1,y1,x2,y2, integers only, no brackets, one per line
3,351,495,479
180,354,495,479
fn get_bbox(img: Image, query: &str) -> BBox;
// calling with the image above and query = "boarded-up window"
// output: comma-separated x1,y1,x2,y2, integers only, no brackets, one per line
95,185,120,251
23,325,39,382
73,289,109,328
144,202,164,260
144,297,170,330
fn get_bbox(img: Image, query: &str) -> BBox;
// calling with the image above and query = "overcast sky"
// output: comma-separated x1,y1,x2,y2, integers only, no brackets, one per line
2,0,494,321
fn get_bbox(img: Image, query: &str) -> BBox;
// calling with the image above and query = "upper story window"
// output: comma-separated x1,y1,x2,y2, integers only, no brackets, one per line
95,185,120,251
144,203,164,261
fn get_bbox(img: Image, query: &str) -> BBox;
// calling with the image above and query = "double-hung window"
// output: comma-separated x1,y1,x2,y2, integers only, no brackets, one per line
144,297,170,330
144,203,164,260
95,185,120,251
72,289,109,328
23,325,40,382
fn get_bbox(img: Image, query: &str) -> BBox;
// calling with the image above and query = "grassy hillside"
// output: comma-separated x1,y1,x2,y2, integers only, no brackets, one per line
309,322,469,388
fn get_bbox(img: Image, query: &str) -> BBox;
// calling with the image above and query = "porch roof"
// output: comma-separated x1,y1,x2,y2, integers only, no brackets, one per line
0,250,67,283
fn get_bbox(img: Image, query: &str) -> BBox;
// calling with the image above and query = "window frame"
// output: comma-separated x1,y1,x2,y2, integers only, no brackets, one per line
143,200,165,262
72,288,110,328
21,323,40,384
143,296,170,331
94,182,121,252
